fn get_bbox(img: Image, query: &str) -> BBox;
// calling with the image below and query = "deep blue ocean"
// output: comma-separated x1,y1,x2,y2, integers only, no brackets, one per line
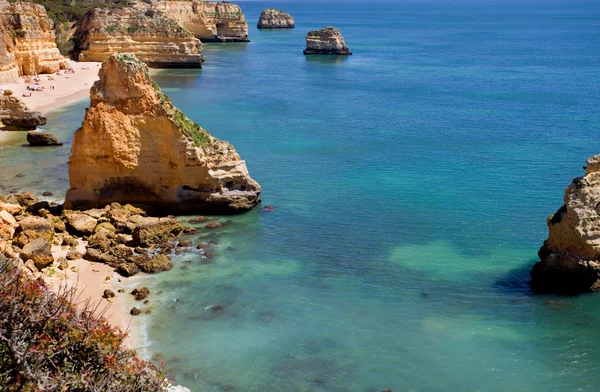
1,0,600,390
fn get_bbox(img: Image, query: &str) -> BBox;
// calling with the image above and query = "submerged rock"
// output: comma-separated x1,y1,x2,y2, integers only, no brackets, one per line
26,131,63,146
531,154,600,294
303,27,352,55
257,8,294,29
64,53,261,214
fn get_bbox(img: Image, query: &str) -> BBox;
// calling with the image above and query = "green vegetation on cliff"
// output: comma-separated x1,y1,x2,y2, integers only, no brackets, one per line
7,0,133,24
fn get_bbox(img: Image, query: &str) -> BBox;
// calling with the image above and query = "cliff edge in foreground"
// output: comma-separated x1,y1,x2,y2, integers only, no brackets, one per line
531,155,600,294
64,53,261,214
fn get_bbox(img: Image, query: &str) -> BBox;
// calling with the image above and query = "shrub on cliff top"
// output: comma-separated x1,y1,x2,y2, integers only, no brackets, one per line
0,257,168,391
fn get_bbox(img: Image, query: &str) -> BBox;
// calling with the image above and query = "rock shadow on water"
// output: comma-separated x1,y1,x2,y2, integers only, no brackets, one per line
493,260,536,296
305,55,350,65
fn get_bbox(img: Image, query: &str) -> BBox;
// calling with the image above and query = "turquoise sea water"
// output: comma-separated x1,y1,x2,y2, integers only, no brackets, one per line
2,0,600,390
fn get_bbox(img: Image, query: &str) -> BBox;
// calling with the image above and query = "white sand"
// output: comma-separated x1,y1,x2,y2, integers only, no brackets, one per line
47,241,140,349
0,60,101,113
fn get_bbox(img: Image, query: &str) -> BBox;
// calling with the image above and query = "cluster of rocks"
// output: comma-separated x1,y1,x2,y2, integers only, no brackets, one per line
0,191,211,280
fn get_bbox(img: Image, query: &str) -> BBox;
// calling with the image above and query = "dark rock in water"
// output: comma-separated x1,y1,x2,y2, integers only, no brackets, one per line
15,173,24,178
257,8,295,29
212,304,224,311
130,307,141,316
205,221,224,230
190,216,209,223
26,131,63,146
182,225,197,234
131,286,150,301
116,263,140,277
178,240,193,247
2,111,47,130
42,191,53,196
262,205,275,212
303,27,352,55
102,289,115,299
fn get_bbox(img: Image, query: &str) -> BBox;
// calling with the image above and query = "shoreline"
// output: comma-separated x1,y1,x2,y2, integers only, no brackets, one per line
46,241,140,349
0,60,101,114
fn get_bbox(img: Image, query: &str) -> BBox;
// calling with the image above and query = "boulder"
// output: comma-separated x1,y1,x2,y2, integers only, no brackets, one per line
14,192,39,207
2,111,47,130
134,253,172,273
21,237,53,270
66,213,98,236
13,216,54,248
66,250,83,260
257,8,295,29
130,307,141,316
131,286,149,300
132,218,183,247
303,27,352,55
116,263,139,277
0,203,24,215
26,131,63,146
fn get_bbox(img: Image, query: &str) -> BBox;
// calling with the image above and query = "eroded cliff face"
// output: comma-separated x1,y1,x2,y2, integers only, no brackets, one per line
304,27,352,55
257,8,294,29
531,155,600,293
65,54,261,214
150,1,249,42
0,1,67,84
75,5,203,67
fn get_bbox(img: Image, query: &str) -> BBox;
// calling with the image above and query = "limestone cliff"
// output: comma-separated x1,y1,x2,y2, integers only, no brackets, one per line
257,8,294,29
531,155,600,293
304,27,352,55
0,1,67,84
150,1,249,42
65,54,261,214
75,5,203,67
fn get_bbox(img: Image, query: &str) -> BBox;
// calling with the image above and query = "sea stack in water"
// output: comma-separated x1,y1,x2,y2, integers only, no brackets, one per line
64,53,261,214
257,9,295,29
531,154,600,294
304,27,352,55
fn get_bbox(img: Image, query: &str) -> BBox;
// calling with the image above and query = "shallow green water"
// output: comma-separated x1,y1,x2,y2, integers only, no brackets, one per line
1,0,600,390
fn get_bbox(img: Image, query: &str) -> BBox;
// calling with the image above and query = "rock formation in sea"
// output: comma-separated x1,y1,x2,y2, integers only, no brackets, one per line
74,5,203,67
0,93,47,129
27,131,63,146
531,154,600,294
303,27,352,55
64,53,261,214
150,1,250,42
0,1,67,84
257,8,295,29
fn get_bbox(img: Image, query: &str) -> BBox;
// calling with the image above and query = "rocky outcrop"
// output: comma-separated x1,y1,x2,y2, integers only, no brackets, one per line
150,1,249,42
26,131,63,146
257,8,294,29
65,54,261,214
0,1,67,84
303,27,352,55
531,155,600,294
0,94,47,130
75,5,203,68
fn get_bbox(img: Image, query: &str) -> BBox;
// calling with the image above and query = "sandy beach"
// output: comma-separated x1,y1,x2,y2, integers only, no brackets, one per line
47,241,140,349
0,60,101,114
